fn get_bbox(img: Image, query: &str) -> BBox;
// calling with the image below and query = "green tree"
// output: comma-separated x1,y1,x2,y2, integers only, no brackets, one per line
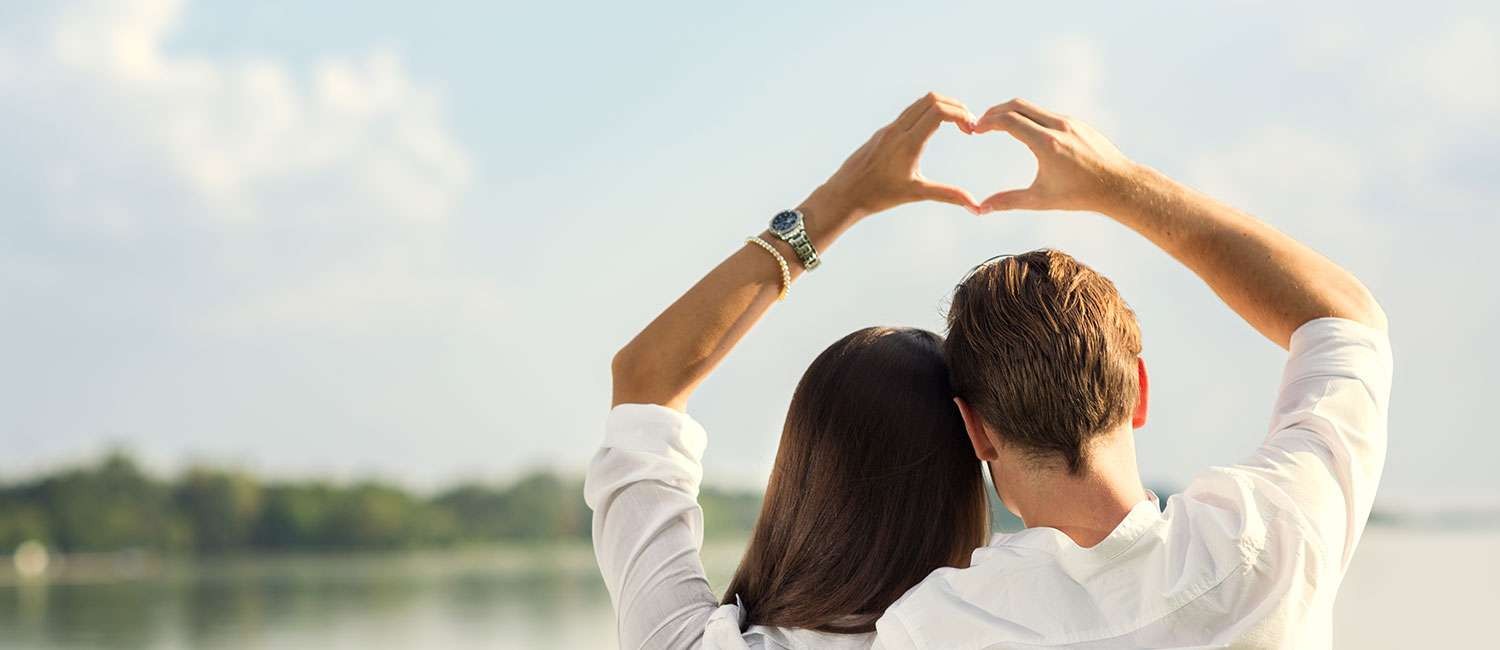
0,499,51,550
253,483,337,549
34,452,187,552
436,471,589,541
323,482,421,549
432,484,510,541
175,468,263,552
699,486,761,538
0,452,772,553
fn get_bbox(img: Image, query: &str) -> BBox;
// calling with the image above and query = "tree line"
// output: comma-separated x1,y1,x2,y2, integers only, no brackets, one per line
0,452,763,554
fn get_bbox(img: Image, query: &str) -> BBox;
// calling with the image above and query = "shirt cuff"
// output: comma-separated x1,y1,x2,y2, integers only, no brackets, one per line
604,403,710,465
1280,317,1393,398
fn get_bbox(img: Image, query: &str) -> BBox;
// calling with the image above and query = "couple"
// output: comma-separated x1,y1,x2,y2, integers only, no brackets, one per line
587,93,1391,649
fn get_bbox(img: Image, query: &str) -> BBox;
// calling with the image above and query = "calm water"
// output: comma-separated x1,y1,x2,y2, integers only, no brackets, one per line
1,530,1495,649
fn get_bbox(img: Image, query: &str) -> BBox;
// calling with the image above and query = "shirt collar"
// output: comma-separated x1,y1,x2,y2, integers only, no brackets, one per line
977,490,1161,565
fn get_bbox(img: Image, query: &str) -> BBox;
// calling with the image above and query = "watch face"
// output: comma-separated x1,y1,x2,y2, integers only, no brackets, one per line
770,210,800,234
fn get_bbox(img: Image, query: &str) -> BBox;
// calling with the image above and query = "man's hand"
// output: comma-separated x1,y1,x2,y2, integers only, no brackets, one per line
803,92,981,233
971,97,1385,346
971,98,1138,215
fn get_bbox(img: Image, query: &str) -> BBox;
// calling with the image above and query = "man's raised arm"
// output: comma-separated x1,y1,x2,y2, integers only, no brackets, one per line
972,98,1385,347
969,98,1392,578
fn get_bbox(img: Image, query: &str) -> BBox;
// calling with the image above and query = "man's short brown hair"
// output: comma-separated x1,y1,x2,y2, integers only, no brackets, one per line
945,249,1142,474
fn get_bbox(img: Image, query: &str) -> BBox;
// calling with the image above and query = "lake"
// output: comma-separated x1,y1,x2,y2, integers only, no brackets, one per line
1,529,1494,649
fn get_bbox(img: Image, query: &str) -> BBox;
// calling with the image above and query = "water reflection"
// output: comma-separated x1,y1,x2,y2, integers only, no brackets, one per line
0,544,641,650
6,533,1490,649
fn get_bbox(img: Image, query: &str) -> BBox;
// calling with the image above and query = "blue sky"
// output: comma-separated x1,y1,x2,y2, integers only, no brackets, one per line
1,1,1497,505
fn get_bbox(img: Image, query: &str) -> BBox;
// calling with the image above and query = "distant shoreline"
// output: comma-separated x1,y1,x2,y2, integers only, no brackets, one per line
5,527,1497,589
5,452,1496,570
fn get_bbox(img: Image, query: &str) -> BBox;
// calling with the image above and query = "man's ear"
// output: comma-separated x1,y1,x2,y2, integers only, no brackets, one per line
1132,356,1150,429
954,397,999,461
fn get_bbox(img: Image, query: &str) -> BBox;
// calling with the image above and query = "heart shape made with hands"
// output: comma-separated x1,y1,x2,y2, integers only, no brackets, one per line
833,94,1125,218
916,112,1040,214
890,94,1123,216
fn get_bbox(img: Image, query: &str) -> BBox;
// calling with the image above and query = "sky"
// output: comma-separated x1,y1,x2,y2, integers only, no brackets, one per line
0,1,1497,506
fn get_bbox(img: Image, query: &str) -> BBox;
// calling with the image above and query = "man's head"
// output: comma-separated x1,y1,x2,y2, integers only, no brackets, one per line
944,249,1146,479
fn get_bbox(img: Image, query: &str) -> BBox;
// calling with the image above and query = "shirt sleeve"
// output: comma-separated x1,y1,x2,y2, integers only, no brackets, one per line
871,607,919,649
583,404,721,650
1225,317,1394,570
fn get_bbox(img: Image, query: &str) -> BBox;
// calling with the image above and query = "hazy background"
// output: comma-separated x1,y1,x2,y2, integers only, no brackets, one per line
4,0,1498,505
2,1,1498,648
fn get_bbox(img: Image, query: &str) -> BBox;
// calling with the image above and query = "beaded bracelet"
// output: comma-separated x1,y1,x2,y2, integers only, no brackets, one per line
745,236,791,301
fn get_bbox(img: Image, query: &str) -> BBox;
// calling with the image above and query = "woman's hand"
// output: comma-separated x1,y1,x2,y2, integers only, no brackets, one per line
800,93,981,239
613,94,978,411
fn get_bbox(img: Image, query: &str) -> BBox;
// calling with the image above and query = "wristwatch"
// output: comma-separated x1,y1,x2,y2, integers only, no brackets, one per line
768,209,821,271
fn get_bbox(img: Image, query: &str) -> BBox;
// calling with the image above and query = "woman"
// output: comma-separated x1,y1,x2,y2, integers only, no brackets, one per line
586,93,989,649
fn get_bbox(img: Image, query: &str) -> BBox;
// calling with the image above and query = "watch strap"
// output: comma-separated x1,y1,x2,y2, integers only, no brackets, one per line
782,230,820,270
770,210,821,271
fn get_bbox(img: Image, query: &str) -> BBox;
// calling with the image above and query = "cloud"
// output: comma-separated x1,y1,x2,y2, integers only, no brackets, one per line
0,0,483,335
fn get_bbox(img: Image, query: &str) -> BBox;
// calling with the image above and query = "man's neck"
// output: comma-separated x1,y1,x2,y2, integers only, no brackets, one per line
993,428,1147,548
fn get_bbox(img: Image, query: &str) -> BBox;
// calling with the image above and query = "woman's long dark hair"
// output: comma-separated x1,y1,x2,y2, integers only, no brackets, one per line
721,327,990,633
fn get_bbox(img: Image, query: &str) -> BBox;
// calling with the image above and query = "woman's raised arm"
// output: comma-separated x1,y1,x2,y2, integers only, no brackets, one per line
611,92,979,410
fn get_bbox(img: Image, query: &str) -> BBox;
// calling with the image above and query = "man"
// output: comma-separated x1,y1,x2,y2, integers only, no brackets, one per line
872,99,1391,648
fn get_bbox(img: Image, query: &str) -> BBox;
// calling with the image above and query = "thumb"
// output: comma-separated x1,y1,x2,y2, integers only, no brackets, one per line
914,179,981,214
980,188,1040,213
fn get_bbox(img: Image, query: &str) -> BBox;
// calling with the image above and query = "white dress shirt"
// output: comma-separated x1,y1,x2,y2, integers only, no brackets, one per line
585,403,874,649
586,317,1391,649
875,317,1393,649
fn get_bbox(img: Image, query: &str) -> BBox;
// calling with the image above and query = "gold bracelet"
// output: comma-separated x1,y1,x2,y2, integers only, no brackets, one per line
745,236,790,301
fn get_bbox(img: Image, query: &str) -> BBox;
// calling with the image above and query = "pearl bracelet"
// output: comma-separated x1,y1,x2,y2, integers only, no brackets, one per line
745,236,791,301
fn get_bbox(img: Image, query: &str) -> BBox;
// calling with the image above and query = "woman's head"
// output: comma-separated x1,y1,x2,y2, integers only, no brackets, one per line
722,326,989,633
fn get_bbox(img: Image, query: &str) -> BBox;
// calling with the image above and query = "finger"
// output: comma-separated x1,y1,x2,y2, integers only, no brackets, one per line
893,92,970,131
980,188,1040,213
910,101,978,138
987,97,1066,129
972,110,1051,149
891,94,934,131
915,95,978,131
915,179,980,213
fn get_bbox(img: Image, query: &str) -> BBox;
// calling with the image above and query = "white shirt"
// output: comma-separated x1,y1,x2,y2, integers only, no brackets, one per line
875,317,1393,649
585,403,872,650
586,317,1391,650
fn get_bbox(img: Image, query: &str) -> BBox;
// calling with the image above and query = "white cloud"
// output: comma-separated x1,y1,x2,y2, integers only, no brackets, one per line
31,0,469,228
0,0,482,334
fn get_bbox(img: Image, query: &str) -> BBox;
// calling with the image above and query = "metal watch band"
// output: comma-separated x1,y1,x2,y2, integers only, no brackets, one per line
769,210,822,271
783,230,820,270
